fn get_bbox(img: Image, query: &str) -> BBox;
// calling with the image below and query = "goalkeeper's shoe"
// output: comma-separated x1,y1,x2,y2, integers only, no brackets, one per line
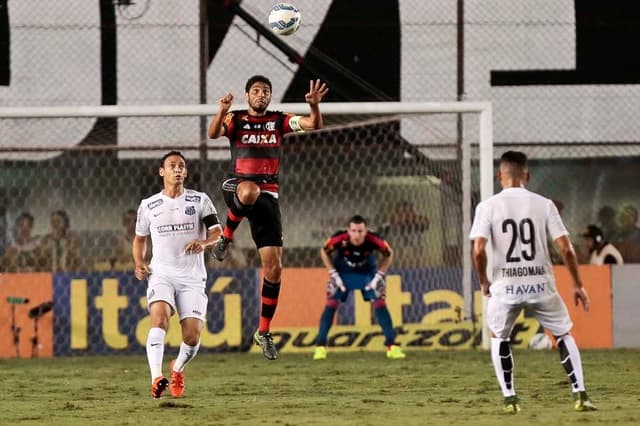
386,345,406,359
169,360,185,398
151,376,169,399
574,391,597,412
313,346,327,360
212,236,232,261
503,395,521,414
254,330,278,360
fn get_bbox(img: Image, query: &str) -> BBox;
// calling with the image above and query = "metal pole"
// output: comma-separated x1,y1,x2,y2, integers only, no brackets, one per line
457,0,473,325
198,0,209,191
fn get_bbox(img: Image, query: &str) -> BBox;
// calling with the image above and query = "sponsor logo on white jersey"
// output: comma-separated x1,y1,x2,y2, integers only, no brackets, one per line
157,222,195,233
148,199,163,210
505,283,546,295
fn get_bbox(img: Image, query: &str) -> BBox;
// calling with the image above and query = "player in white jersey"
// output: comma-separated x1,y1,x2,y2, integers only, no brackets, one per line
133,151,222,399
469,151,597,414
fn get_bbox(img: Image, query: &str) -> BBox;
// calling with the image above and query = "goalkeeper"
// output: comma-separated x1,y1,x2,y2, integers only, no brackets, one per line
313,215,406,360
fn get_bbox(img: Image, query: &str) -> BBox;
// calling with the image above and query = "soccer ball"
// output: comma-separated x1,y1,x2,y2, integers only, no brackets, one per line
268,3,301,36
528,332,552,350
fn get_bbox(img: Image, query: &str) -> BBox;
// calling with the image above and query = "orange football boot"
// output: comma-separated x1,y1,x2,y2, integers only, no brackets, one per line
169,360,185,398
151,376,169,399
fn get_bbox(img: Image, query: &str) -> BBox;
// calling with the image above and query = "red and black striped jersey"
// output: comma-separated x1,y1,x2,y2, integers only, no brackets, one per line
222,110,303,193
323,230,392,265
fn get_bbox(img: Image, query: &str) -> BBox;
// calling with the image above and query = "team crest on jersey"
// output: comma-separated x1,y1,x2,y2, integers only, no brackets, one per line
147,199,163,210
185,205,196,216
185,195,201,203
265,121,276,131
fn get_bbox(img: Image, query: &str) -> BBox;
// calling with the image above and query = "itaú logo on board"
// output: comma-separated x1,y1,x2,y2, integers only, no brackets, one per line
241,134,277,144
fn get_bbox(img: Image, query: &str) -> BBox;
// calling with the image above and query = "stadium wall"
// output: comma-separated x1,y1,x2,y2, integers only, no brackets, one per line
0,265,629,358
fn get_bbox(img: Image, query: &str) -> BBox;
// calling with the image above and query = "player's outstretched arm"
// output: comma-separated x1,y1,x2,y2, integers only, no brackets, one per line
299,79,329,130
208,93,234,139
554,235,591,311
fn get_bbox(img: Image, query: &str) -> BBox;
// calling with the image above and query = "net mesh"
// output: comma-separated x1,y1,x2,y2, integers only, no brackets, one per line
4,1,640,355
0,110,480,274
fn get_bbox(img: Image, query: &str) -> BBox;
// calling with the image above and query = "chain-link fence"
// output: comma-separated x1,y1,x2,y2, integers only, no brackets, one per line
2,0,640,268
0,109,482,274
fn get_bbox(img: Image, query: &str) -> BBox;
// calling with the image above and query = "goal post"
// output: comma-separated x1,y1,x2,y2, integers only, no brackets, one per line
0,101,493,343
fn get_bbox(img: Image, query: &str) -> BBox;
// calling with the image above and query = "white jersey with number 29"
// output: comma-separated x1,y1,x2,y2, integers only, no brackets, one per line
469,187,568,301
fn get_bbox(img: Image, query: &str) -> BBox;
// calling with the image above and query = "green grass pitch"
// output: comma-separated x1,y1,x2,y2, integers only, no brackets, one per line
1,349,638,425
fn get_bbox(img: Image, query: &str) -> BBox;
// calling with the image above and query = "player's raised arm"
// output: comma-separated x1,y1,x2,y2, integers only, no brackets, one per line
299,79,329,130
207,93,234,139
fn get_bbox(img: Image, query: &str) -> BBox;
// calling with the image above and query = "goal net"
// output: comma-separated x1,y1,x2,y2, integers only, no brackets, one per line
0,101,492,352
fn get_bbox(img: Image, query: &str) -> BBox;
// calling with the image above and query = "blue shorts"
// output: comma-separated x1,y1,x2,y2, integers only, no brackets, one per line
331,270,377,302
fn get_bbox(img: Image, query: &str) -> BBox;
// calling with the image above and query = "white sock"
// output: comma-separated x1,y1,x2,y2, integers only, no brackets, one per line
146,327,166,382
173,341,200,372
557,334,585,392
491,337,516,397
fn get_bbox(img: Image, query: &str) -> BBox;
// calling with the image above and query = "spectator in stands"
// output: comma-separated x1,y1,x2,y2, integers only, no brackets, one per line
381,200,429,268
580,224,623,265
38,210,81,272
0,205,8,258
440,172,462,266
109,208,139,271
614,204,640,263
597,205,619,243
549,199,566,264
1,212,40,272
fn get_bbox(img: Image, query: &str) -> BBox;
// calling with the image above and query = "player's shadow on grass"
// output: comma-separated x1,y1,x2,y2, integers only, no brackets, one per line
158,401,194,409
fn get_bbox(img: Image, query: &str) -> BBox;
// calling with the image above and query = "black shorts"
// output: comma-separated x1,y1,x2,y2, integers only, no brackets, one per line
222,179,283,249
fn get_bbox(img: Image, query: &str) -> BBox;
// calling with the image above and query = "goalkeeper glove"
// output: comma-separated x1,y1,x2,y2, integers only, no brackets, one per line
327,268,347,296
365,271,386,299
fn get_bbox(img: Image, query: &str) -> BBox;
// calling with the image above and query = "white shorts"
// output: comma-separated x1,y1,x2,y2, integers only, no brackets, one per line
487,292,573,339
146,272,207,322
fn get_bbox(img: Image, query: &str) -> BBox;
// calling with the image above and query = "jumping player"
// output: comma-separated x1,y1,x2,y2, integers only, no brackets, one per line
207,75,329,360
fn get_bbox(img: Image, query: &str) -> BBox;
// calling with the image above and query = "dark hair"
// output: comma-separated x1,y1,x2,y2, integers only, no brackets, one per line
582,224,604,243
500,151,528,168
52,210,70,229
348,215,367,226
245,75,272,93
160,150,186,168
16,212,34,226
